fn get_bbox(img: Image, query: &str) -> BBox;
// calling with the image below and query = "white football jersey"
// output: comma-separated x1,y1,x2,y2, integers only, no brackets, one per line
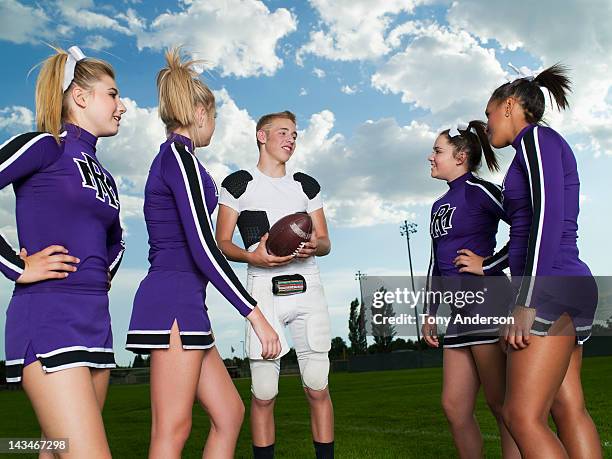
218,167,323,275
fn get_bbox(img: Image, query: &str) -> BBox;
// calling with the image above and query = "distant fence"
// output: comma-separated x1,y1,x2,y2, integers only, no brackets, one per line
348,336,612,373
582,336,612,357
348,349,443,373
106,360,354,385
108,362,305,385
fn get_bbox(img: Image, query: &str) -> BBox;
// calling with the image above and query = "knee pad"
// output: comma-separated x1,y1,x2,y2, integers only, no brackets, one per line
250,360,280,401
301,354,330,391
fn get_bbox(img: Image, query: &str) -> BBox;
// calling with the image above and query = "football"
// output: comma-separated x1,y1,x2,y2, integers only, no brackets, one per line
266,213,313,257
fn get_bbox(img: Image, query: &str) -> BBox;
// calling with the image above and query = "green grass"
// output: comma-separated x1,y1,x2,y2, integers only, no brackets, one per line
1,356,611,458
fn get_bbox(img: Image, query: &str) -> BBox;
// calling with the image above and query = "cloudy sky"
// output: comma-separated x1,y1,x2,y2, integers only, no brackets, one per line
1,0,611,365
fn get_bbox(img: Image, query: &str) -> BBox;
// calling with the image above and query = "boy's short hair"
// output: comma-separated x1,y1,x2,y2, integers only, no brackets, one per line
256,110,296,147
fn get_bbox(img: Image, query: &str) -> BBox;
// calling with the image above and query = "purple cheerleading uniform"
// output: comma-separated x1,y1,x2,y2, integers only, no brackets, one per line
126,133,256,352
425,171,512,347
503,124,597,342
1,124,125,383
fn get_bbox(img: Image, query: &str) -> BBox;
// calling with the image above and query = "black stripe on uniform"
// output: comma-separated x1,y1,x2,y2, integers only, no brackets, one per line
0,132,52,274
517,127,542,306
424,241,436,315
483,243,509,270
469,176,503,204
0,237,24,272
180,334,215,347
531,320,551,334
173,143,256,307
109,241,126,279
0,132,47,168
5,362,23,381
126,333,170,347
443,335,500,347
39,350,115,369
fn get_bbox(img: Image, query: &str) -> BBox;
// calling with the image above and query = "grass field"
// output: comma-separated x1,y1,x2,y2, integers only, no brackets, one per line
1,356,611,458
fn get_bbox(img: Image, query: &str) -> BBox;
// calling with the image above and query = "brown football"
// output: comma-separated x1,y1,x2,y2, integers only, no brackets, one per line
266,213,313,257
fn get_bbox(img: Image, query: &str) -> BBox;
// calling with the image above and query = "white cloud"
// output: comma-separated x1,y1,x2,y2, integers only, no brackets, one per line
0,0,135,46
0,0,53,44
130,0,297,78
292,109,345,172
294,110,514,228
116,7,145,30
447,0,612,156
312,67,326,78
117,194,144,233
83,35,114,51
98,89,259,194
102,91,447,228
57,0,132,35
341,85,357,95
294,112,454,227
0,106,34,134
0,188,17,249
203,88,259,178
96,92,482,229
371,23,505,119
299,87,308,96
97,98,165,195
297,0,421,62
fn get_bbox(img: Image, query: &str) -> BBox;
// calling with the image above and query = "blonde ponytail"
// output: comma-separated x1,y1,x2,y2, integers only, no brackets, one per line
35,51,68,142
35,46,115,142
157,47,215,143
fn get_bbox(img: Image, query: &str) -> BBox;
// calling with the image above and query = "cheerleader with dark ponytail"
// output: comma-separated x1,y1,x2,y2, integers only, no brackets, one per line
423,120,519,458
483,64,602,458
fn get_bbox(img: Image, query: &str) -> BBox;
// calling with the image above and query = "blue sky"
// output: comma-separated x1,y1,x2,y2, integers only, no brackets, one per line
1,0,611,365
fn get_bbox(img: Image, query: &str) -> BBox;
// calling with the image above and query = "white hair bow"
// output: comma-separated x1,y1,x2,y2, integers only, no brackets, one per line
449,122,476,138
62,46,86,92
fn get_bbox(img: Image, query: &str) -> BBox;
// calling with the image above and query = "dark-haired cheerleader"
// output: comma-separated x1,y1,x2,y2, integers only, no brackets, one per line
481,64,601,458
423,121,519,458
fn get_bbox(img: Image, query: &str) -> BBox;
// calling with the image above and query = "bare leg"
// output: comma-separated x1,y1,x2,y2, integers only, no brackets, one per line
551,346,602,459
442,347,483,459
38,368,111,459
195,346,245,459
471,344,520,459
251,396,276,447
22,363,111,459
502,314,576,459
148,320,204,459
304,387,334,443
91,369,111,410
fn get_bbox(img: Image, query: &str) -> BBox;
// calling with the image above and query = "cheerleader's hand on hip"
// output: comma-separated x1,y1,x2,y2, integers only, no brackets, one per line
16,246,79,284
504,305,536,350
454,249,484,275
247,306,281,359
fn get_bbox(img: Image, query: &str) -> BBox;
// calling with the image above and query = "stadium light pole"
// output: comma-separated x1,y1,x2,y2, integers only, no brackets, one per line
400,220,422,365
355,270,367,342
355,270,367,304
